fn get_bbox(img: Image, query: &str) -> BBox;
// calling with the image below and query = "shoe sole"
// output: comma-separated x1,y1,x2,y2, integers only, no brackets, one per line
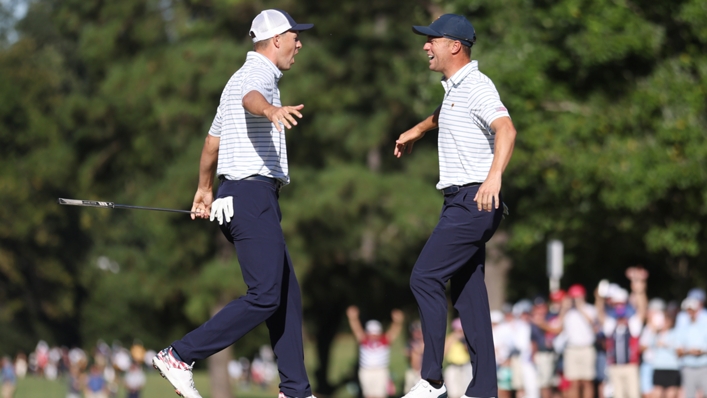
152,356,194,398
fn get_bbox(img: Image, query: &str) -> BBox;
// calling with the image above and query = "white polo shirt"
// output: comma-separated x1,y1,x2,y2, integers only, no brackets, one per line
563,305,598,347
208,51,290,185
436,60,510,190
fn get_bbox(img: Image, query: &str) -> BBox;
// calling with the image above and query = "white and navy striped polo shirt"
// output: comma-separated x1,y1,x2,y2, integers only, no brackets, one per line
208,51,290,185
436,60,510,190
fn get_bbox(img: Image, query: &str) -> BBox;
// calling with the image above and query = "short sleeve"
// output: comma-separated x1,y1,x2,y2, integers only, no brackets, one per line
208,104,223,137
468,83,510,128
628,315,643,337
603,317,617,336
241,68,274,104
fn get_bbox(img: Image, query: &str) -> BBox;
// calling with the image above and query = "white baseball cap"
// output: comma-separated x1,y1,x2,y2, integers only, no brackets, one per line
610,288,629,304
682,297,701,311
249,9,314,43
490,310,504,324
365,320,382,335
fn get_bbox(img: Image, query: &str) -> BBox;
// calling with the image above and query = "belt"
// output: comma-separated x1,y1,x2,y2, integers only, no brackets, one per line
219,175,283,190
442,182,481,196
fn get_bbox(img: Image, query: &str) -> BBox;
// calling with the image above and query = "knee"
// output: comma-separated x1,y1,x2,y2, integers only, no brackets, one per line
245,285,282,312
410,270,443,294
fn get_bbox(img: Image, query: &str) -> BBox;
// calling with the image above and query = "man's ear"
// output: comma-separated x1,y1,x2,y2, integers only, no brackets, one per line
451,40,462,55
273,34,281,49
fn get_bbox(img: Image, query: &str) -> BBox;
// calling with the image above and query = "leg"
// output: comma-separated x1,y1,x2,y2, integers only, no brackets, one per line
450,246,498,397
266,247,311,398
172,181,287,362
682,368,697,398
411,187,501,387
627,365,640,398
579,381,594,398
608,365,624,398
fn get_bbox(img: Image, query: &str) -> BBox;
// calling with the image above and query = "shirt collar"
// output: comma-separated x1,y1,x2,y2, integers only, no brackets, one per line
247,51,283,81
441,60,478,92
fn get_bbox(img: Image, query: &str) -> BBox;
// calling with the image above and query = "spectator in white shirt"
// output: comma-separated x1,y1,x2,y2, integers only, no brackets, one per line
558,284,598,398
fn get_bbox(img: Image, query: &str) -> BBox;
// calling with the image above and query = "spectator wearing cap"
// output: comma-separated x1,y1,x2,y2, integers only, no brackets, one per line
596,271,647,398
444,318,474,398
558,284,598,398
675,288,707,332
531,295,562,398
509,300,540,398
675,297,707,398
347,306,404,398
638,298,667,398
640,308,680,398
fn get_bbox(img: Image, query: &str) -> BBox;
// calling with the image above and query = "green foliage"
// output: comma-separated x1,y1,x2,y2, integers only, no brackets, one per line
1,0,706,393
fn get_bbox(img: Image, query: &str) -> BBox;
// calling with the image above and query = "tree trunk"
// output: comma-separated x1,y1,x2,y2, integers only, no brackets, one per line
313,305,345,397
485,231,511,311
208,303,234,398
209,231,236,398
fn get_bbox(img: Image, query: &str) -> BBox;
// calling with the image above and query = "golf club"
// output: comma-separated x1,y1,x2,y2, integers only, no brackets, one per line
57,198,196,214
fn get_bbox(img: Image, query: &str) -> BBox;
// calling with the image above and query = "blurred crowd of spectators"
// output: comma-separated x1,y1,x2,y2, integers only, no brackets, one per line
487,267,707,398
0,338,281,398
1,339,152,398
349,267,706,398
2,266,705,398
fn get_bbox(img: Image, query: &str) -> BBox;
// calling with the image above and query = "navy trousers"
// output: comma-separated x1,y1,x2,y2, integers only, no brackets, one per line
172,179,311,398
410,185,502,398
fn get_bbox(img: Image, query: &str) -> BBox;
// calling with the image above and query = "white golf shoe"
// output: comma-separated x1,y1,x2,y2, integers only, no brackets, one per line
152,347,202,398
403,380,448,398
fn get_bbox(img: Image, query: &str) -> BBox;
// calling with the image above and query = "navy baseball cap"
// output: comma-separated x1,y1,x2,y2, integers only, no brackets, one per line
250,9,314,43
412,14,476,47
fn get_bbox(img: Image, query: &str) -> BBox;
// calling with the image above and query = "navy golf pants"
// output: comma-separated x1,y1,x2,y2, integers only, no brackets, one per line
172,179,311,398
410,185,502,398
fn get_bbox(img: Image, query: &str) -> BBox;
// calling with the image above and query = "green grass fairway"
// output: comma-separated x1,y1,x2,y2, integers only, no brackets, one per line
11,333,410,398
15,371,282,398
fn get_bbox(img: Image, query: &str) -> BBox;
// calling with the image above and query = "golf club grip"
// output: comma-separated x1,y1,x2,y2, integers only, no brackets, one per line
57,198,115,208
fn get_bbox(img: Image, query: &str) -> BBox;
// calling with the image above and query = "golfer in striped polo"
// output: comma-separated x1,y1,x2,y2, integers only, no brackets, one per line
394,14,517,398
151,10,314,398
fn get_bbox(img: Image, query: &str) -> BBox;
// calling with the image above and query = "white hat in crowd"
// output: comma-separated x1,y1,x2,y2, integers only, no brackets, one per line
512,299,533,317
610,288,629,304
682,297,701,311
648,298,666,311
490,310,504,324
365,320,383,335
687,288,706,303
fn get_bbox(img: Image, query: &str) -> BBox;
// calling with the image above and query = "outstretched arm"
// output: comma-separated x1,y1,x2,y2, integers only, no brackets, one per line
394,105,441,158
346,306,366,343
191,134,220,220
627,267,648,324
242,90,303,132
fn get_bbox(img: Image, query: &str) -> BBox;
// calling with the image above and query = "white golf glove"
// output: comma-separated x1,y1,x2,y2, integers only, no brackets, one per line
210,196,234,225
